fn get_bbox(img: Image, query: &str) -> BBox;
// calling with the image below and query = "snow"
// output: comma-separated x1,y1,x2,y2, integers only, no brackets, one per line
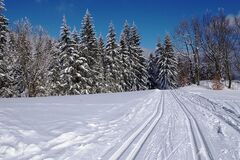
198,80,240,90
0,86,240,160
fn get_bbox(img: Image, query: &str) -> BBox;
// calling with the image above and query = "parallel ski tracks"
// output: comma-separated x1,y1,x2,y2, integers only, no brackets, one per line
184,92,240,133
109,91,165,160
171,91,213,160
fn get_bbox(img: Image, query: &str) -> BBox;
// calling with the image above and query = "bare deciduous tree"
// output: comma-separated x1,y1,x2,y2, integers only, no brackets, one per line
12,19,53,97
174,18,201,85
175,10,239,88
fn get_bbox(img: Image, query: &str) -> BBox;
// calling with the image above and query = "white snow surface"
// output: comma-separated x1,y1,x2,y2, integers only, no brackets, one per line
0,86,240,160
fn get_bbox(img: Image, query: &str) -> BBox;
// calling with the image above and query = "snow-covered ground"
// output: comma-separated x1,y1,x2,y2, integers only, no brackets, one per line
0,86,240,160
199,80,240,90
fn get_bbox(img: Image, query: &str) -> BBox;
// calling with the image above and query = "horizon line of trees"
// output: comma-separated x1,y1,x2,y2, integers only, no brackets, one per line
0,0,178,98
0,0,240,98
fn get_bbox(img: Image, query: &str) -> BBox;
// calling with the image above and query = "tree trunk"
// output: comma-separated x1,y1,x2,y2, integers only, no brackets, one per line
193,49,200,86
185,43,195,84
196,52,200,85
215,60,221,81
225,56,232,89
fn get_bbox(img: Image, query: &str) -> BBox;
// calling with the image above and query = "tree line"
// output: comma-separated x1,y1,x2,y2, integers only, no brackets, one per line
0,0,240,98
0,0,164,98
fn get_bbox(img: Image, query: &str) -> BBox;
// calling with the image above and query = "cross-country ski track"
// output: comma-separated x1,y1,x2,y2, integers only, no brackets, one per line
0,86,239,160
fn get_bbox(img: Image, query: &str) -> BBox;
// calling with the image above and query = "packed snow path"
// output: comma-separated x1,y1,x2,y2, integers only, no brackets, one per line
0,87,239,160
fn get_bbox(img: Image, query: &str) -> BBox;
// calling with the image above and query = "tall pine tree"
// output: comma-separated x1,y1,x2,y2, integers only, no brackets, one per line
147,53,157,89
0,0,7,51
59,16,92,95
155,40,165,87
72,26,80,46
48,40,62,95
97,34,108,93
58,16,72,95
158,35,178,89
119,32,131,91
148,40,165,89
105,23,122,92
0,0,13,97
80,10,102,93
129,23,148,90
120,21,136,91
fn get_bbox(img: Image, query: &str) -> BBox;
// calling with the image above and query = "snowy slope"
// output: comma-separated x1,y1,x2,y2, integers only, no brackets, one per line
0,88,240,160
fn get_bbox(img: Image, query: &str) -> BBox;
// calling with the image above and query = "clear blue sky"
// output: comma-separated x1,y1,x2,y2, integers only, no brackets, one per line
5,0,240,50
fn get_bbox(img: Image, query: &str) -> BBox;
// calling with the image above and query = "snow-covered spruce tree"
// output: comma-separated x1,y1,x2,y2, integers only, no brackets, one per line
98,35,106,79
155,39,164,64
105,23,122,92
129,23,148,90
119,21,136,91
148,40,165,89
147,53,158,89
6,31,16,86
0,0,14,97
47,40,62,96
119,32,131,91
80,10,102,94
97,35,108,93
88,33,105,93
157,35,178,89
59,16,92,95
58,16,71,95
71,27,94,94
0,0,8,51
154,40,165,87
72,27,80,46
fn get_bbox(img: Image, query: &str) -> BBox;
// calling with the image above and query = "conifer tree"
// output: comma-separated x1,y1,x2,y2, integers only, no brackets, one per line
155,39,164,63
71,26,93,94
0,0,13,97
58,16,72,94
0,0,8,51
98,35,106,79
158,35,178,89
119,32,131,91
129,23,148,90
120,21,135,91
97,35,108,93
155,40,165,87
48,40,62,96
80,10,101,93
72,26,80,46
59,16,92,95
105,23,122,92
147,53,157,89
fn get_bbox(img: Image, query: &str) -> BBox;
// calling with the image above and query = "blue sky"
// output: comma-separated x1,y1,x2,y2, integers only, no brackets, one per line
5,0,240,50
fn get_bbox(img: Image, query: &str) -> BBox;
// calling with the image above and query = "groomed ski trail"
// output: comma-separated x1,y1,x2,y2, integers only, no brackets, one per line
171,91,213,160
1,88,239,160
108,91,164,160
